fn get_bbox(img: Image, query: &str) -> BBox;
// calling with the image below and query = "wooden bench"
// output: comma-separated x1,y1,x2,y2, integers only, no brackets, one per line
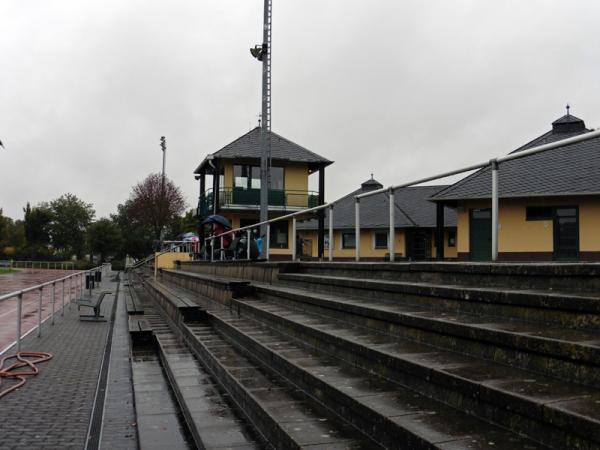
128,315,153,345
125,286,145,315
77,290,111,321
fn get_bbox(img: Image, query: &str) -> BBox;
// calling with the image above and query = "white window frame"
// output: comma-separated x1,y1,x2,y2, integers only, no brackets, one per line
372,230,389,250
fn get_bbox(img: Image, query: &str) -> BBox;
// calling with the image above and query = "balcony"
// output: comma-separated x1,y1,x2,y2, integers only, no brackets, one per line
196,188,319,217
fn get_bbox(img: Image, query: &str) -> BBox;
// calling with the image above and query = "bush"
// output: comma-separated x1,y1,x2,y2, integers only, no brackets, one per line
110,259,125,271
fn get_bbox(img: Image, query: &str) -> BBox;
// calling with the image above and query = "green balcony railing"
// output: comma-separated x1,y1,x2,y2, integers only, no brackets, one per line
196,188,319,217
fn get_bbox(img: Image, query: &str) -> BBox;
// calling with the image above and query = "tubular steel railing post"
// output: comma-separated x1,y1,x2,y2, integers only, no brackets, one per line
328,205,334,262
292,217,297,261
69,276,72,309
246,230,251,260
211,238,215,262
389,188,395,262
51,282,56,325
491,159,499,262
61,279,65,316
266,224,270,261
37,287,43,337
16,293,23,353
355,199,361,261
220,236,224,261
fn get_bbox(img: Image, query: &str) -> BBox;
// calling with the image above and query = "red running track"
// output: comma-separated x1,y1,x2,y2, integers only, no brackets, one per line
0,270,83,352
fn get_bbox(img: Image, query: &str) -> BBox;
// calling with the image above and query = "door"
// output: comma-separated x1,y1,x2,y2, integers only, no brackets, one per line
406,229,432,260
470,208,492,261
553,207,579,261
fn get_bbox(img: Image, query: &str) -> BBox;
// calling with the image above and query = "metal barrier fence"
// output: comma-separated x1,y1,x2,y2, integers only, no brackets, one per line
202,202,334,262
353,128,600,262
0,263,111,355
6,260,76,271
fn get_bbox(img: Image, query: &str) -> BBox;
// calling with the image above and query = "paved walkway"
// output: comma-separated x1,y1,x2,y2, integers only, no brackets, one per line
0,272,125,450
0,269,81,352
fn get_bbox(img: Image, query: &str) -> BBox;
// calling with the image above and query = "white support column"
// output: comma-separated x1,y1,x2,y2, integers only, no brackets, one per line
389,188,395,262
355,199,361,261
292,218,297,261
266,224,270,261
328,205,334,262
491,159,499,262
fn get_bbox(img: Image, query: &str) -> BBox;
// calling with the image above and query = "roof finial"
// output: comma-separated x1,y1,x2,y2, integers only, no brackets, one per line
370,173,374,180
257,113,262,127
566,103,570,116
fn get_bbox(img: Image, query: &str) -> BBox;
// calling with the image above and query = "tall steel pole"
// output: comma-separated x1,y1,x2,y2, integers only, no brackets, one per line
160,136,167,245
259,0,272,237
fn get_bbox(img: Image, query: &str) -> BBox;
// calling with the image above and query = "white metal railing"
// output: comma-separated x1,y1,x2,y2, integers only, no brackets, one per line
5,260,76,271
202,202,334,262
0,263,110,355
354,128,600,262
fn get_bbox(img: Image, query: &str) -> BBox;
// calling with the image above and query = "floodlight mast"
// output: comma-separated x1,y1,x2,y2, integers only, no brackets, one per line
259,0,272,237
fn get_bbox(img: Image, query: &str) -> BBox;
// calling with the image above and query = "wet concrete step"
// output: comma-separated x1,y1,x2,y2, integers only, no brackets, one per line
293,261,600,293
130,280,262,450
203,305,548,450
278,273,600,330
229,295,600,450
182,321,370,449
131,347,194,450
157,278,548,449
253,284,600,387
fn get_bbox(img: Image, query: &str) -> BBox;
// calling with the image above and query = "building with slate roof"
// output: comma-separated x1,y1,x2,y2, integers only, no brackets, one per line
193,127,332,258
431,110,600,261
297,177,457,260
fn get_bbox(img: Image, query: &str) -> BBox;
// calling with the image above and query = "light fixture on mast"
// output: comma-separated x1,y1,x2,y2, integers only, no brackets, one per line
250,0,272,237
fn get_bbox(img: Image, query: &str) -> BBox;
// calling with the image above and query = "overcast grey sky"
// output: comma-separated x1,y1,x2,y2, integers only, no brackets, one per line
1,0,599,220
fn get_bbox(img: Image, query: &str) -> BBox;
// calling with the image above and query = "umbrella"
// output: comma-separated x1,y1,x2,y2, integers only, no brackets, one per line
201,215,231,229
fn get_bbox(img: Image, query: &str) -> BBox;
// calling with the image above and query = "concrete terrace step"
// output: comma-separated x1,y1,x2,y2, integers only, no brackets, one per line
131,347,194,450
182,321,369,449
253,284,600,387
158,278,550,450
293,261,600,293
130,284,262,450
228,295,600,450
278,273,600,330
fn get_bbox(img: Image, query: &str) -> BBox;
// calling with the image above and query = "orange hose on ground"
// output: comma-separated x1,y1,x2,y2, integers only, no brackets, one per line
0,351,53,399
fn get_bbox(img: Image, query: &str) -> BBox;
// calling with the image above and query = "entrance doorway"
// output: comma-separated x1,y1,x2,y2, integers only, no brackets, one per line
553,207,579,261
406,229,432,260
469,208,492,261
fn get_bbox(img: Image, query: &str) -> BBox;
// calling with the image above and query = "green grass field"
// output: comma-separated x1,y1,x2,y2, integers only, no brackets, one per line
0,268,16,274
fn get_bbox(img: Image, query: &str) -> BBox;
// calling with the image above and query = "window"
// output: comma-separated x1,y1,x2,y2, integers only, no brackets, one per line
526,206,553,221
271,167,284,190
342,232,356,249
373,231,388,249
324,235,333,250
270,220,288,248
233,164,284,190
448,230,456,247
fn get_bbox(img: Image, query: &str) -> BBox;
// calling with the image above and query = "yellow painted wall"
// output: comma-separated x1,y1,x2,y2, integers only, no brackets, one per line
456,196,600,255
300,229,407,259
155,251,192,269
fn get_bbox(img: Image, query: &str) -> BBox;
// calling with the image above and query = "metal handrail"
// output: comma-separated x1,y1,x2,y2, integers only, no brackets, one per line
0,263,111,355
203,202,334,262
353,128,600,262
7,260,76,270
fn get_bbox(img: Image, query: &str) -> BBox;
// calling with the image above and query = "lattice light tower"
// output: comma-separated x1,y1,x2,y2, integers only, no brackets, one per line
250,0,273,234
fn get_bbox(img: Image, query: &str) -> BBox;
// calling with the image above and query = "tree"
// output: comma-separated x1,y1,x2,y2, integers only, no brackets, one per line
111,202,155,260
127,173,186,241
86,218,122,263
49,194,95,259
23,202,53,258
0,209,25,258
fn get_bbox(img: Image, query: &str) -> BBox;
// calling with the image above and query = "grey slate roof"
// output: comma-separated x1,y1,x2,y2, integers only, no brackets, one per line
432,113,600,201
297,179,456,230
194,127,332,173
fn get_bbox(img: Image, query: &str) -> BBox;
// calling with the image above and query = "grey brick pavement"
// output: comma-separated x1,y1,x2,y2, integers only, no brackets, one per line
99,284,138,450
0,275,118,450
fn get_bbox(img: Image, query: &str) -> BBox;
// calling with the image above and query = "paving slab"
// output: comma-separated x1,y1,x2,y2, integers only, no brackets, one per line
0,273,119,450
